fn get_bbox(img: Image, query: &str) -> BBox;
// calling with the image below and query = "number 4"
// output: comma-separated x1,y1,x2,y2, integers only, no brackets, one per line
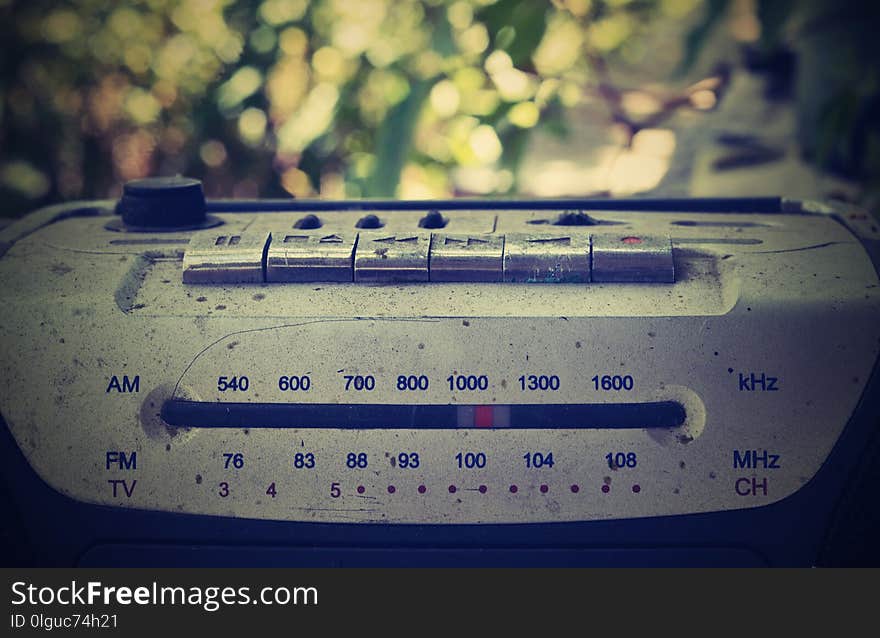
266,482,277,498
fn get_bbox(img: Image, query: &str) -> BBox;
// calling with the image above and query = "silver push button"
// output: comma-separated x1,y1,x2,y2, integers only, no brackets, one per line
503,234,591,283
354,232,431,282
266,232,356,282
429,234,503,282
182,231,270,283
591,234,674,283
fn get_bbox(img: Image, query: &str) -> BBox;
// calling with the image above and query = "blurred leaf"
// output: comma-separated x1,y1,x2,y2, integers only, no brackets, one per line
430,7,457,58
365,79,433,197
539,101,570,140
498,125,529,174
676,0,729,77
478,0,547,69
755,0,797,52
816,88,861,171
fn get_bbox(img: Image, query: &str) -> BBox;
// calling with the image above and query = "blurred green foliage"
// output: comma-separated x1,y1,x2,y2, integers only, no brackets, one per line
0,0,703,216
682,0,880,197
3,0,876,218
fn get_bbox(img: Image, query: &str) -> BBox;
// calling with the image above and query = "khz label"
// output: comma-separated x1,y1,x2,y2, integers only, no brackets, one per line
738,372,779,392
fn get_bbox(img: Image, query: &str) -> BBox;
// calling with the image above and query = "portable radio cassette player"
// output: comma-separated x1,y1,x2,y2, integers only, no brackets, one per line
1,177,879,566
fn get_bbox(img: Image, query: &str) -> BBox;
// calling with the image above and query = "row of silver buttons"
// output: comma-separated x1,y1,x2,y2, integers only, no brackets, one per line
182,231,674,284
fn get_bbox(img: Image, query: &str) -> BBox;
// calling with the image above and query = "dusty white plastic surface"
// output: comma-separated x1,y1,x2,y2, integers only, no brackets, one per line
0,204,877,523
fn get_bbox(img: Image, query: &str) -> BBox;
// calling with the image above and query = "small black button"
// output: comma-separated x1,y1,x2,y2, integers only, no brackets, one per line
418,210,447,229
356,214,384,229
553,211,598,226
294,214,322,229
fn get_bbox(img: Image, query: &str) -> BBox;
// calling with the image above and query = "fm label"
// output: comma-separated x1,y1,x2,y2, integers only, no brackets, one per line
105,451,136,470
105,451,137,499
737,371,779,392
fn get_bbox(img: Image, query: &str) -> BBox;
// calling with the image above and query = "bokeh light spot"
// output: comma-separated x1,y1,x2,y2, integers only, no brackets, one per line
217,66,263,111
125,88,161,124
430,80,461,119
469,125,503,164
199,140,228,168
1,162,50,199
508,101,539,128
238,108,268,146
259,0,308,26
281,167,314,197
42,10,82,44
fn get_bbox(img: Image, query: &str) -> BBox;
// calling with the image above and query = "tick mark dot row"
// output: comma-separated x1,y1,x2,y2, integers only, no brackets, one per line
353,483,642,495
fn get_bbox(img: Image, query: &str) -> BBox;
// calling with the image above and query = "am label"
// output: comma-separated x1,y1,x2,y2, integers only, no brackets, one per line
106,375,139,393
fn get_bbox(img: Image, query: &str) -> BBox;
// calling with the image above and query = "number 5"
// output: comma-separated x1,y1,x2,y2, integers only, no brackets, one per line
330,482,341,498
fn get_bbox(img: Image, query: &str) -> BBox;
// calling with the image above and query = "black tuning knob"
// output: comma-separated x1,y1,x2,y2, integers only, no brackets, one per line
108,176,221,232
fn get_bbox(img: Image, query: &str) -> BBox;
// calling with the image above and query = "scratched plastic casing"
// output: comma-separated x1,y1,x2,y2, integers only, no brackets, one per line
0,201,878,533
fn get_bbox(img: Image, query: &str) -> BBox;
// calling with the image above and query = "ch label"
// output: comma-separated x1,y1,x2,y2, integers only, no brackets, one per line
735,477,768,496
106,375,139,393
737,372,779,392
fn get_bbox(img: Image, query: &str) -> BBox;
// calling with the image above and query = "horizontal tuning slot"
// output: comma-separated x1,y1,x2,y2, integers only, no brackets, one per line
161,400,687,430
